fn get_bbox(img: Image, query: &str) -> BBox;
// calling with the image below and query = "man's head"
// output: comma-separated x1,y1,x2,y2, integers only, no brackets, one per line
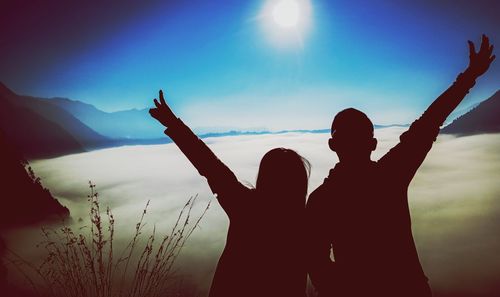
328,108,377,162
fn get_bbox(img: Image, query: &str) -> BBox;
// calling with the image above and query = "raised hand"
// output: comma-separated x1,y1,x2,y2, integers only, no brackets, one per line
466,34,495,78
149,89,177,128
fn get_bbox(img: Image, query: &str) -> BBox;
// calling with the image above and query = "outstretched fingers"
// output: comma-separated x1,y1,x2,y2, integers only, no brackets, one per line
149,108,159,119
152,90,167,109
488,43,496,63
158,89,175,116
467,34,495,77
479,34,488,53
468,40,476,58
479,35,495,64
479,35,495,58
159,89,167,106
154,98,161,109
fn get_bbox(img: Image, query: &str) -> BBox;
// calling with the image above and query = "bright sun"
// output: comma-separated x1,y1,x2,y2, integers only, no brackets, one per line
272,0,300,28
260,0,312,47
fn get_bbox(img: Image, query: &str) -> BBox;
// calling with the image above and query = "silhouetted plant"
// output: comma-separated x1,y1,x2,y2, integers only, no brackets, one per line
6,182,209,297
25,165,42,186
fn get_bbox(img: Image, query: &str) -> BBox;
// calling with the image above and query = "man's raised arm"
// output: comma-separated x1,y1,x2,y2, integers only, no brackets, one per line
379,35,495,184
421,35,495,128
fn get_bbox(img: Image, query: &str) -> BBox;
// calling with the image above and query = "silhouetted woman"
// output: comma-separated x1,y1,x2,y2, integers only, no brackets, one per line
149,90,310,297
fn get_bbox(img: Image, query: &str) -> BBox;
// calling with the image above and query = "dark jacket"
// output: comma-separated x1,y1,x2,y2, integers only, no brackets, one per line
166,119,307,297
306,71,477,297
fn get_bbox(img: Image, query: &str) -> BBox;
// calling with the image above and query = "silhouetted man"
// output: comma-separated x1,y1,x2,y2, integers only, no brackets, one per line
306,35,495,297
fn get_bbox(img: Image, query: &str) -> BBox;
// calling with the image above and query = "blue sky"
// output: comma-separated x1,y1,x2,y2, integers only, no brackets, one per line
1,0,499,130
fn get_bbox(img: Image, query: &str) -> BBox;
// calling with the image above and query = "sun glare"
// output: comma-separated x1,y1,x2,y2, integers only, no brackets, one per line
260,0,312,48
272,0,300,28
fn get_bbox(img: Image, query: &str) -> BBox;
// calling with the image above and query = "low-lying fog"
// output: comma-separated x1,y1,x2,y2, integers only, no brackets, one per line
6,128,500,296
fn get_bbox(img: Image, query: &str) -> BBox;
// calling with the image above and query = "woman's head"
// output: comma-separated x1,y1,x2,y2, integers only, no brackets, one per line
255,148,311,207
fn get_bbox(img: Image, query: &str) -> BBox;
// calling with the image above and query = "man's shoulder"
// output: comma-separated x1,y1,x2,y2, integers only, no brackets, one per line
309,183,327,198
307,181,332,207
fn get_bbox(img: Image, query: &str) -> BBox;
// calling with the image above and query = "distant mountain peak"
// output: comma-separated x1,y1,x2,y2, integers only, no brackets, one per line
0,81,16,98
49,96,77,102
442,90,500,135
0,82,112,159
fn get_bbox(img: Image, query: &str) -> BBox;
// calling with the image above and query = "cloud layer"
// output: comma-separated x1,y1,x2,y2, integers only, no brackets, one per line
6,128,500,296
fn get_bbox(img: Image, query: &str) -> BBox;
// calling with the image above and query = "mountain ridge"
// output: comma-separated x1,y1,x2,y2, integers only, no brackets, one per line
46,95,412,139
2,81,499,159
442,90,500,135
46,97,163,139
0,84,86,159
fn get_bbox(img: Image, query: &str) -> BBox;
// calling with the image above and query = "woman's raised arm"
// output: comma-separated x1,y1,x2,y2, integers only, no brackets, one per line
149,90,248,214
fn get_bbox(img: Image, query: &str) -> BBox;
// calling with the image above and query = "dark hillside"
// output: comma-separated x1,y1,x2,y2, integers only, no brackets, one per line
0,128,69,228
442,90,500,135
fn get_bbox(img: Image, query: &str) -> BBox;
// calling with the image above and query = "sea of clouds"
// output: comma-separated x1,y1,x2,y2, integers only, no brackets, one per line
6,128,500,296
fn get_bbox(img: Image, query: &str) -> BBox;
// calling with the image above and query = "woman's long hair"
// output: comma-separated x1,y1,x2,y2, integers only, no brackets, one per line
255,148,311,211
